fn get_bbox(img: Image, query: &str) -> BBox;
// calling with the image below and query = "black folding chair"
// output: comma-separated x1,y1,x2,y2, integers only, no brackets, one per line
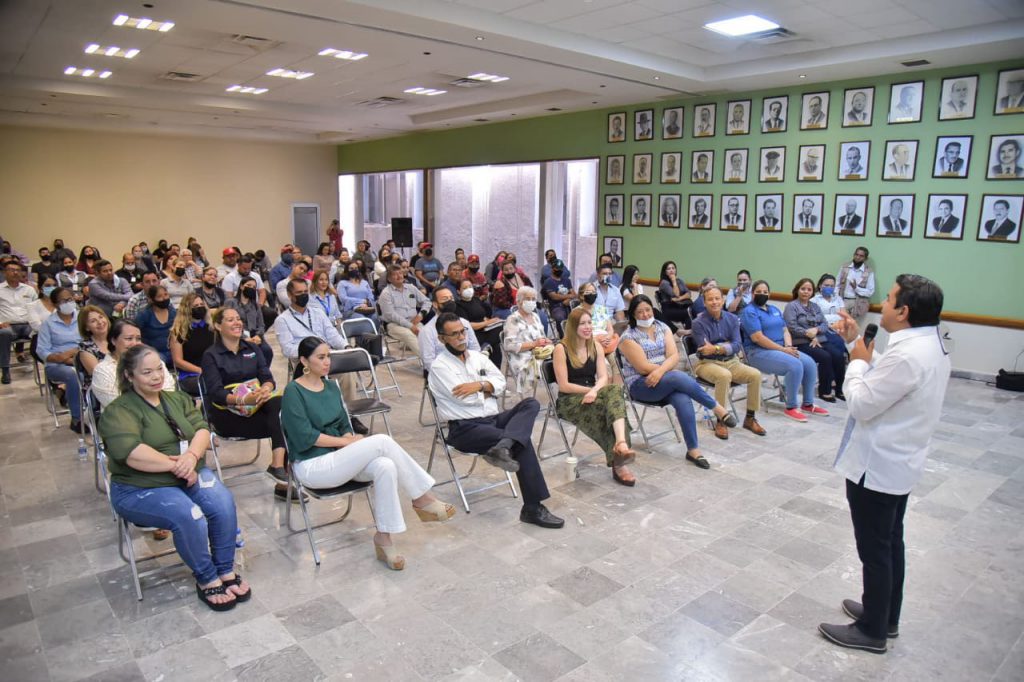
33,334,70,427
327,348,392,437
612,350,682,450
342,317,402,397
535,359,582,462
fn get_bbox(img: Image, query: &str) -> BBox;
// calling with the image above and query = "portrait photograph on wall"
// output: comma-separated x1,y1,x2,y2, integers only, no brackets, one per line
877,194,915,238
938,75,978,120
634,109,654,141
994,68,1024,115
658,194,682,228
977,194,1022,243
726,99,751,135
798,144,825,181
630,194,652,227
723,148,748,183
661,152,682,184
754,194,783,232
882,140,919,181
691,150,714,183
800,91,830,130
838,141,870,180
932,136,972,178
843,87,874,127
606,155,624,185
607,112,626,143
759,147,785,182
632,152,653,184
693,103,716,137
924,194,967,240
662,106,683,139
833,194,868,236
792,194,824,234
888,81,924,123
720,194,746,231
605,194,624,226
602,236,625,264
986,134,1024,179
688,194,713,230
762,95,788,133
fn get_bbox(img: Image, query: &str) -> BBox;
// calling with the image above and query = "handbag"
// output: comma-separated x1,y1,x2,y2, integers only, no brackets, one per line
216,379,282,417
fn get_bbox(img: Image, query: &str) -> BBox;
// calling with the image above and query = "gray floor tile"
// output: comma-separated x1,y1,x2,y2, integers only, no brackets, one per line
681,590,761,637
493,632,585,682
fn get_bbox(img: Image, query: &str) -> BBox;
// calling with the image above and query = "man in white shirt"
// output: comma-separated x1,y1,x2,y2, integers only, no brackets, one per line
0,259,38,383
419,288,478,372
222,255,266,305
819,274,950,654
837,247,875,326
216,248,238,282
428,313,563,529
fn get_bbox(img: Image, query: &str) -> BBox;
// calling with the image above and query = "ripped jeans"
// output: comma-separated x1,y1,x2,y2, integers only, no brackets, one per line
110,468,238,585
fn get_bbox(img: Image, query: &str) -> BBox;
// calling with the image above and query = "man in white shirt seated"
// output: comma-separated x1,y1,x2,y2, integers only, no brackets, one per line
222,255,265,302
819,275,950,655
420,287,479,372
593,263,626,322
0,259,38,384
429,313,563,529
378,264,430,360
216,247,239,282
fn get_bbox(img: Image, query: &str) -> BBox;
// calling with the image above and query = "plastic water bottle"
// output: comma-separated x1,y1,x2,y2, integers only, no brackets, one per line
77,438,88,463
235,528,245,548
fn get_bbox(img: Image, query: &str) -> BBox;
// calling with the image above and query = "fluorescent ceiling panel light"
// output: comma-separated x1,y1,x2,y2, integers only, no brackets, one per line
64,66,76,75
82,44,141,59
85,44,100,54
81,69,95,77
266,68,314,80
226,85,267,95
99,71,112,79
318,48,368,61
404,87,446,96
467,72,509,82
704,14,779,37
124,49,139,59
112,14,175,31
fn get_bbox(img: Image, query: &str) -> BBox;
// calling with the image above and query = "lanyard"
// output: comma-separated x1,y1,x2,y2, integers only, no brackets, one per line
291,309,314,333
139,391,187,441
315,294,332,315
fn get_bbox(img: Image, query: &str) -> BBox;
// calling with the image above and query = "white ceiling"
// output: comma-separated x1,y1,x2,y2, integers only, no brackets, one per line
0,0,1021,143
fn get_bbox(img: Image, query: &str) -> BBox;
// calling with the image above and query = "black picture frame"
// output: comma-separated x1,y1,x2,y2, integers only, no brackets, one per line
660,152,682,184
719,194,746,232
797,144,825,182
876,194,915,238
725,99,751,136
994,68,1024,116
985,134,1024,180
938,75,978,121
658,194,682,229
758,146,785,182
690,150,714,183
634,109,654,141
604,194,624,226
662,107,684,139
632,153,653,184
761,95,788,133
924,194,967,241
605,155,625,185
630,194,652,227
792,194,824,234
687,194,713,230
723,148,748,184
932,135,972,179
602,236,625,264
693,103,716,138
888,81,924,124
833,194,868,236
800,91,830,130
882,140,919,181
838,141,871,181
842,86,875,128
977,194,1023,243
754,193,783,233
607,112,626,143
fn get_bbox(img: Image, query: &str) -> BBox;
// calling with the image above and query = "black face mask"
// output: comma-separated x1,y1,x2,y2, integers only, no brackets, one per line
552,270,563,278
439,300,456,314
41,255,51,262
293,293,310,308
63,264,75,272
174,267,186,277
583,293,598,305
468,265,479,273
153,299,170,309
444,342,464,357
191,307,207,320
753,293,770,306
242,287,257,301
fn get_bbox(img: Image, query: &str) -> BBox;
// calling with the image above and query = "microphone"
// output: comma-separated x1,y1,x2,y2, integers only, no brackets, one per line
862,323,878,346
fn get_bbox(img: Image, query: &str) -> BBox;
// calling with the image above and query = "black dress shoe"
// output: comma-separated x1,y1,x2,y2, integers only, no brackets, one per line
266,465,288,485
1,368,10,385
818,622,887,653
842,599,899,637
482,446,520,473
351,417,369,435
69,418,86,434
520,504,564,529
835,391,846,401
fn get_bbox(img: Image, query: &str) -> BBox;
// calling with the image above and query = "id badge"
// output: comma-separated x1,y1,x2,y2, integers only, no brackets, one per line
179,440,189,455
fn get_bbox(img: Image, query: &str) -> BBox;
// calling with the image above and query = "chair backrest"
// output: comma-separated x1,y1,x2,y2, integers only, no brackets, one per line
682,334,698,357
327,347,373,375
196,376,214,422
341,317,376,339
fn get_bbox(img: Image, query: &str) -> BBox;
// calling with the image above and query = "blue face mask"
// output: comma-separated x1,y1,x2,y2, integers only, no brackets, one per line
821,286,835,297
281,253,294,265
42,285,56,297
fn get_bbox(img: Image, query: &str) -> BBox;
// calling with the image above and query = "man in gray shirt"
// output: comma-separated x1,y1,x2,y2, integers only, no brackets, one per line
87,259,133,316
379,264,430,360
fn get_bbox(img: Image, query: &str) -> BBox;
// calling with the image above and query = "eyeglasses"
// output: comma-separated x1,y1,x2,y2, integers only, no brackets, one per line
442,329,467,338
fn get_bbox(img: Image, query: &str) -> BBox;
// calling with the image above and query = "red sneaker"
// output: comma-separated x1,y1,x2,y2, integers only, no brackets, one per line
801,404,830,416
783,407,808,422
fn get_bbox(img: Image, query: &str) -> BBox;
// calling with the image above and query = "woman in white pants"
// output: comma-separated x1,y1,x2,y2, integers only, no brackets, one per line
281,336,454,570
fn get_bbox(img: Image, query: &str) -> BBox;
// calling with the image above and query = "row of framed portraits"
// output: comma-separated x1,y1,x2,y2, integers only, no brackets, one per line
606,134,1023,185
608,68,1024,142
603,192,1022,244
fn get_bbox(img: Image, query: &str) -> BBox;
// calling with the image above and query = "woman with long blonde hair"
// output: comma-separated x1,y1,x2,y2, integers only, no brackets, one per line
170,293,215,396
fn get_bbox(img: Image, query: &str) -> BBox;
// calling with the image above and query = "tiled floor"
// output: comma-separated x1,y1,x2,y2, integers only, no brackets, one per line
1,347,1023,681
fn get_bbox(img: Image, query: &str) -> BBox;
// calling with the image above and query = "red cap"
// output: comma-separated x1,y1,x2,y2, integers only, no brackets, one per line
468,254,480,263
421,242,433,249
222,247,236,256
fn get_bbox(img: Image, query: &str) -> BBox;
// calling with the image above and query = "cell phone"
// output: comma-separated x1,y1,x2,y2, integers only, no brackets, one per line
862,323,878,346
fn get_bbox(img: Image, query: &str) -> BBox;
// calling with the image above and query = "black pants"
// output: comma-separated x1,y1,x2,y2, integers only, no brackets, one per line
847,476,909,639
473,327,503,371
800,342,845,397
446,398,549,506
209,395,286,450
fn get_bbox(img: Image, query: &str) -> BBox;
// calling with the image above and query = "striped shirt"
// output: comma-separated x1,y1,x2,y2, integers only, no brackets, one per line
619,321,672,389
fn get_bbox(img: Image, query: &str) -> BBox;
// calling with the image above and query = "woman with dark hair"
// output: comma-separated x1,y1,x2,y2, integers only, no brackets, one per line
28,274,57,332
784,278,847,401
455,278,503,369
313,242,335,273
76,245,100,275
93,319,175,408
135,285,175,365
170,293,215,396
619,265,643,306
310,269,343,325
337,261,378,324
76,305,110,380
485,251,507,283
99,343,250,611
197,266,226,309
223,276,272,364
281,336,453,570
619,295,734,469
656,260,693,330
490,257,532,319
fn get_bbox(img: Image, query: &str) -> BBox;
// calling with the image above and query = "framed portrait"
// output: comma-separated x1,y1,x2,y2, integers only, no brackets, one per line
758,146,785,182
690,150,714,183
658,194,682,228
602,237,625,265
688,194,713,230
719,194,746,232
761,95,788,133
660,152,682,184
797,144,825,182
924,194,967,240
607,112,626,143
888,81,924,123
723,148,748,183
882,140,919,181
800,91,830,130
792,194,824,234
938,75,978,121
725,99,751,135
693,103,716,137
630,194,652,227
662,107,683,139
932,136,972,179
605,155,625,185
604,194,624,226
833,194,868,236
838,141,870,180
634,109,654,141
632,153,653,184
877,194,915,238
977,194,1023,243
842,87,874,127
754,194,783,233
994,68,1024,115
986,134,1024,179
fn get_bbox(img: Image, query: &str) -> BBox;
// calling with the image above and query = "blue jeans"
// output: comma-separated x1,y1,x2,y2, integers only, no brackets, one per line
746,346,817,409
110,468,237,584
628,370,716,450
45,363,80,419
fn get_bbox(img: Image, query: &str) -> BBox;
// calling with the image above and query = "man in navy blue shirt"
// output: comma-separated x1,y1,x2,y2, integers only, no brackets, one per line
541,259,576,329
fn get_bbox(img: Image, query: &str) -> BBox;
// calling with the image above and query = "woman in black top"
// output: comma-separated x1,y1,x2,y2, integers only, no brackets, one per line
197,266,226,309
223,276,272,364
455,278,504,369
170,293,215,396
656,260,693,329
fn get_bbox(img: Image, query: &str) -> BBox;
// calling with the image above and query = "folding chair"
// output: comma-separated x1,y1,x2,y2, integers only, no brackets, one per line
279,414,375,566
327,348,392,437
196,378,264,484
342,317,402,397
29,333,44,396
612,350,682,450
33,334,69,427
423,385,518,513
681,335,746,424
535,359,583,462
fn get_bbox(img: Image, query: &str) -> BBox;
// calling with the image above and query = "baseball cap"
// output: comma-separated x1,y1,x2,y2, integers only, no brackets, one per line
552,259,565,270
468,254,480,263
222,247,236,256
421,242,433,249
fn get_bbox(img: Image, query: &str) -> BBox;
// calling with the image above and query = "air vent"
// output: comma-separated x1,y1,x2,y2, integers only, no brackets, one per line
901,59,931,67
746,27,798,43
356,96,405,109
160,71,203,81
473,118,489,122
450,78,489,88
546,107,562,112
231,34,273,47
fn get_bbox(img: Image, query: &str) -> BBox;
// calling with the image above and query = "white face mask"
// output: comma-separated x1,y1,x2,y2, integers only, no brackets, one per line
58,302,76,316
520,300,537,313
460,288,474,301
636,317,654,328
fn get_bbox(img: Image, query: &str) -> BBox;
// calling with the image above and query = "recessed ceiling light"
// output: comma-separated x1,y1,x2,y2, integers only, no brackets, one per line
704,14,779,37
226,85,268,94
84,44,140,59
467,72,510,83
318,48,368,61
266,68,314,80
653,76,660,80
475,36,484,41
113,14,174,31
63,67,112,79
799,74,807,79
404,87,446,96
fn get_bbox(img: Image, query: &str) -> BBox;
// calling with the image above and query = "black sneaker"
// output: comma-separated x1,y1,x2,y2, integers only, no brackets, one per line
266,465,288,484
351,417,369,435
482,446,519,473
69,418,87,434
842,599,899,638
818,622,887,654
520,504,564,529
1,368,10,385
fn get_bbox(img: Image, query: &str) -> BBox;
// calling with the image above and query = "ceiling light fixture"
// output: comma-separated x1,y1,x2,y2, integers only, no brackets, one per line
653,76,660,80
475,36,485,41
226,85,268,94
84,44,140,59
467,72,509,83
318,48,368,61
704,14,779,37
63,67,112,79
266,68,314,80
404,87,446,96
112,14,174,31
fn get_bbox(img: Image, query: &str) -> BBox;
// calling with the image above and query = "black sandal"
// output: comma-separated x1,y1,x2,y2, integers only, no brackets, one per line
223,574,252,603
686,452,711,470
196,582,237,611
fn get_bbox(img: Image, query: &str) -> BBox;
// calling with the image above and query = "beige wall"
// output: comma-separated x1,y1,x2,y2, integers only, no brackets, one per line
0,125,338,263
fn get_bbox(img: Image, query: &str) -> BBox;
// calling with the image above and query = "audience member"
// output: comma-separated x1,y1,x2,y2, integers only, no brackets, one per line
588,254,623,287
30,246,59,283
657,260,693,330
690,277,718,317
327,219,343,256
594,262,626,322
309,270,342,324
0,259,37,384
76,305,109,382
420,287,480,371
726,269,753,314
413,243,443,292
313,242,335,273
838,246,875,326
161,256,194,309
223,276,272,363
28,275,57,332
76,246,100,275
576,282,619,357
541,250,571,282
92,319,175,408
170,293,215,396
484,251,507,282
222,255,266,304
502,286,550,397
438,261,464,297
337,261,377,323
785,278,847,402
87,259,132,317
116,252,147,292
197,266,226,309
541,259,576,328
269,245,297,289
619,265,643,306
811,273,846,325
378,264,430,360
179,249,202,284
124,271,160,320
51,239,75,266
464,254,489,300
37,287,83,431
275,261,310,309
456,278,503,370
491,257,533,319
136,285,175,365
56,255,89,304
217,248,239,281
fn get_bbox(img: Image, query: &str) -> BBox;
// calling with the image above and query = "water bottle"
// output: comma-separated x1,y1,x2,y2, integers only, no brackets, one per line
235,528,245,548
77,438,88,463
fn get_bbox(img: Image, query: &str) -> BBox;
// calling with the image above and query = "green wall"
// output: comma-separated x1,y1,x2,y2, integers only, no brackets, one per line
338,60,1024,320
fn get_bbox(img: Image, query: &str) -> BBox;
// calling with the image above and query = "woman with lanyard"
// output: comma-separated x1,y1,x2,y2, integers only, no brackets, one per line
337,261,378,325
310,270,343,325
170,293,215,396
99,343,251,611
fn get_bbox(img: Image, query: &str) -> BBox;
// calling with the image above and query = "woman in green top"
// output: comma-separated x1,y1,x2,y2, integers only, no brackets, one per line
99,344,250,612
281,336,455,571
